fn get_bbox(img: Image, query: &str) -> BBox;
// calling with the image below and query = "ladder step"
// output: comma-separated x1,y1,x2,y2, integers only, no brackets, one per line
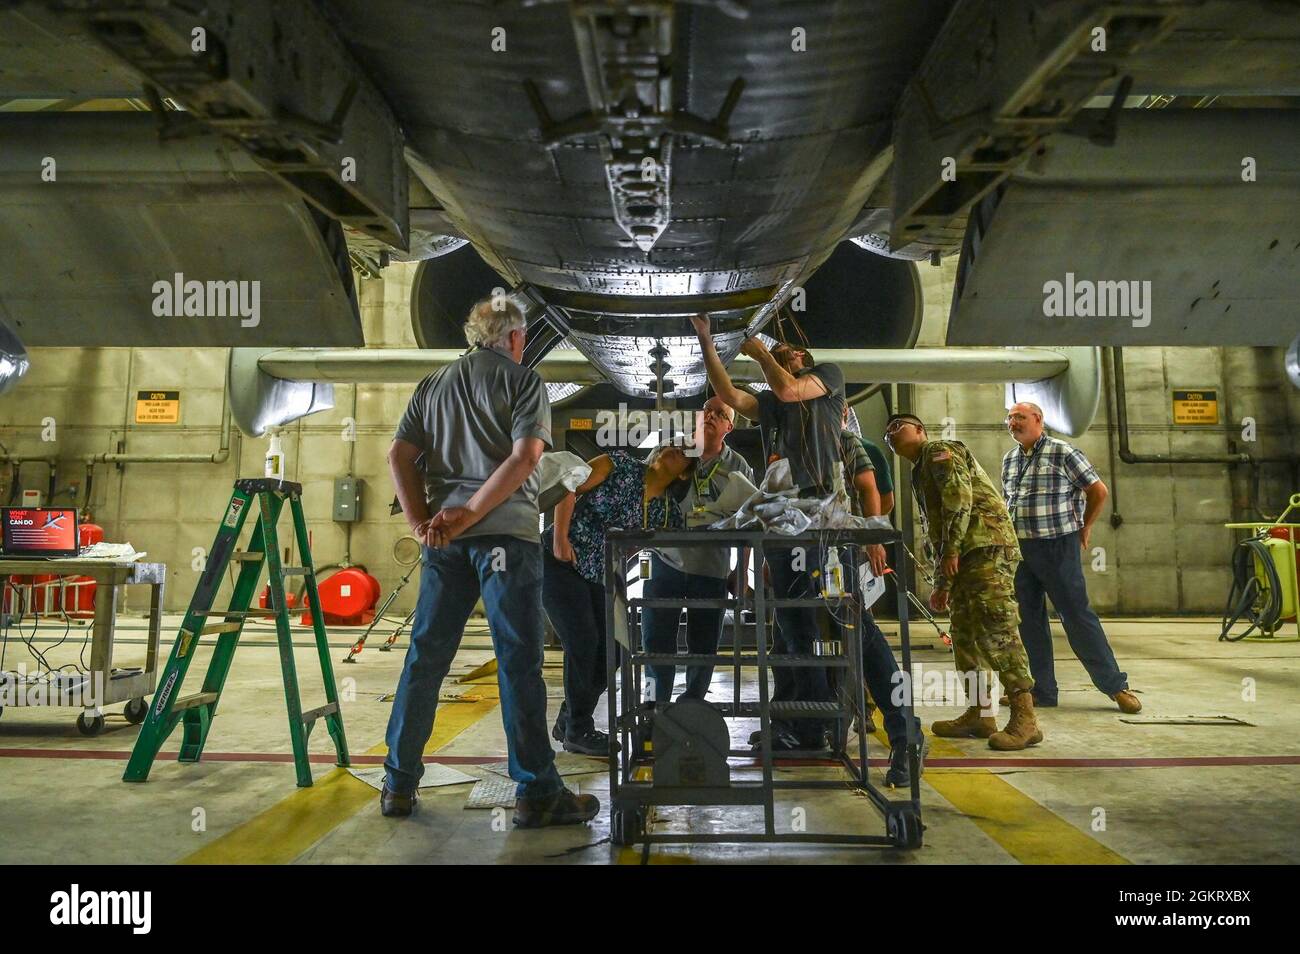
172,692,219,712
193,610,280,618
200,622,243,636
231,550,265,562
279,566,312,576
301,702,339,725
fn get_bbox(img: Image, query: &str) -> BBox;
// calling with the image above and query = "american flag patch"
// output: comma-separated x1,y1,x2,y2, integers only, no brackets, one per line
931,451,951,462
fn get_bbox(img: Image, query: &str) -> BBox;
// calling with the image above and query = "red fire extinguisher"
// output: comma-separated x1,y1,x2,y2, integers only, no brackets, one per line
63,523,104,618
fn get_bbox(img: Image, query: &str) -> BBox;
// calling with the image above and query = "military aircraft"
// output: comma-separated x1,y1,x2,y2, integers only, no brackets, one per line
2,0,1297,431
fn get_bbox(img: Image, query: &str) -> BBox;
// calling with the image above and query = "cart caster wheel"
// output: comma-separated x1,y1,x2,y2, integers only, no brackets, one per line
77,712,105,737
123,698,148,725
887,806,923,850
611,808,644,847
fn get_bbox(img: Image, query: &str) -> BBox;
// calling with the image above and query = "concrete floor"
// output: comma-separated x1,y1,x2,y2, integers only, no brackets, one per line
1,613,1297,865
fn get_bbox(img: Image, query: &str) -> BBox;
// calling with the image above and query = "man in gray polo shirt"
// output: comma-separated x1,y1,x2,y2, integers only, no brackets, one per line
383,296,599,828
641,396,754,705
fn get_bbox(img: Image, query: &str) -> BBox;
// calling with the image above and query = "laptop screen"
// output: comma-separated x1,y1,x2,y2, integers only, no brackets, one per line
1,508,80,558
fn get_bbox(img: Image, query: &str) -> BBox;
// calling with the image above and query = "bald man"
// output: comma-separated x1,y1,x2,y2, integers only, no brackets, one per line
1002,402,1141,713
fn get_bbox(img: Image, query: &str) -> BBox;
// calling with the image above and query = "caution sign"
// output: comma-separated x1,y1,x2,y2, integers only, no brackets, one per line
568,417,595,431
135,390,180,424
1172,389,1218,425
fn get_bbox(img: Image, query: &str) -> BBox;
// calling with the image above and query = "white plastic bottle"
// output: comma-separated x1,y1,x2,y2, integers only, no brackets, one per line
823,547,844,598
265,431,285,480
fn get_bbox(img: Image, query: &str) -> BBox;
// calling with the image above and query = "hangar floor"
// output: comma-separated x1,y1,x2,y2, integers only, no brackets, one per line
0,615,1296,865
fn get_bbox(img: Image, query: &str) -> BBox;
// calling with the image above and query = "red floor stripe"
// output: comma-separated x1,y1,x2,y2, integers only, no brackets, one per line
1,747,1298,769
0,748,501,766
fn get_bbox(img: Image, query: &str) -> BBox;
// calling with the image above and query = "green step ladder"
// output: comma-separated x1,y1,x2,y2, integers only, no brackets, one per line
124,478,350,787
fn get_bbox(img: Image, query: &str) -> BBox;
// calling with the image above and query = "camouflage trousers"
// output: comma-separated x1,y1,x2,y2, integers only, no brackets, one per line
948,546,1034,693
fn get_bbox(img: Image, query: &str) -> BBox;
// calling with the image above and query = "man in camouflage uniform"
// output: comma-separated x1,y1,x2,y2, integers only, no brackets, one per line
883,413,1043,751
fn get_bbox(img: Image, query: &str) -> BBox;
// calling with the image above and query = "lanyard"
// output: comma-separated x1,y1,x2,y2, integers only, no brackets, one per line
693,457,723,501
1007,439,1045,514
642,494,669,529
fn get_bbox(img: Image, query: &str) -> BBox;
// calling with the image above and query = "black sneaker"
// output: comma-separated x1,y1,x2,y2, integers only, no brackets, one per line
563,728,619,757
751,728,807,752
748,720,794,746
513,788,601,828
380,783,418,818
551,703,569,743
885,736,929,789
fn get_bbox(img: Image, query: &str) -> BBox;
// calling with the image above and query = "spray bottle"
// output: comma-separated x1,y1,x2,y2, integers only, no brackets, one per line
265,429,285,480
823,547,844,599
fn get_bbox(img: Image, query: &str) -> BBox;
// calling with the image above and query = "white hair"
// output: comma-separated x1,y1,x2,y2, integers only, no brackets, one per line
464,297,526,349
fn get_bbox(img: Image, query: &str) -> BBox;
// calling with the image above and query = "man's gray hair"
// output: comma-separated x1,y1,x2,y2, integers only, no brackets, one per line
1016,401,1045,421
464,296,526,349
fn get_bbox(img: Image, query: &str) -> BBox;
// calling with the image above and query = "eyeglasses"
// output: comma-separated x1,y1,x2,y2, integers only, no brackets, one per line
701,406,730,421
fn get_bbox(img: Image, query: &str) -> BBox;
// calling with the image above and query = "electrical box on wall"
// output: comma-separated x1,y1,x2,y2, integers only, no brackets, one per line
333,476,362,522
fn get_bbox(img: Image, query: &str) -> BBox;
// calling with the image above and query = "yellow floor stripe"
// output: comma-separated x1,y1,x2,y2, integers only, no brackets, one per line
895,729,1127,865
616,773,697,864
180,688,501,865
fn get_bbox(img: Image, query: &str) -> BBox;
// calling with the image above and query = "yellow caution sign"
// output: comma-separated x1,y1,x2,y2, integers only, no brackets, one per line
135,390,180,424
569,417,595,431
1172,389,1218,425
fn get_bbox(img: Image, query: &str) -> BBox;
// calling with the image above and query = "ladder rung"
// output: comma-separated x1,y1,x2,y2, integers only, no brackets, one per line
200,622,243,636
301,702,339,725
231,550,265,562
279,566,311,576
194,610,280,618
172,692,219,712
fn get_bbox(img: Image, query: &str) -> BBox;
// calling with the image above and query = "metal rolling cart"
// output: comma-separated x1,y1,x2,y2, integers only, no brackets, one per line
604,527,922,850
0,558,165,735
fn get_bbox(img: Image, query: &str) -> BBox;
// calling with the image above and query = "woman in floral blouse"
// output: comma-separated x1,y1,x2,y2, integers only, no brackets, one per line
542,446,689,755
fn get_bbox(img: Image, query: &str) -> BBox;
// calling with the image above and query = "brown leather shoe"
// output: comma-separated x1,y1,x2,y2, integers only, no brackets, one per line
380,784,418,818
931,706,997,739
513,788,600,828
1111,689,1142,714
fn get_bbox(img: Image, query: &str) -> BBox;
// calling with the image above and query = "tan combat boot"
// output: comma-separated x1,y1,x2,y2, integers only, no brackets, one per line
931,707,996,739
988,689,1044,750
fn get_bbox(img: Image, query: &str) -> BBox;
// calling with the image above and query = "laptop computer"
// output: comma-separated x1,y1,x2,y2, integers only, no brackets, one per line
0,507,80,558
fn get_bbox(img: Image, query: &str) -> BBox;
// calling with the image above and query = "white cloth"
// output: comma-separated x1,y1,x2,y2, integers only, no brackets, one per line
535,451,593,513
710,459,894,535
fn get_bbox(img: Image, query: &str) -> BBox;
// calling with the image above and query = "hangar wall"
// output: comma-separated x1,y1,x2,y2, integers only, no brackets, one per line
0,260,1296,616
0,266,423,617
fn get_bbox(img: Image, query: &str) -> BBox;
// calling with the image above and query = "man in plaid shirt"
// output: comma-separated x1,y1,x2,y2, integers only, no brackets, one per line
1002,402,1142,713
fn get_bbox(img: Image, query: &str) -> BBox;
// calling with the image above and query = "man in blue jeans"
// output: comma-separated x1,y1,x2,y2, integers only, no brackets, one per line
691,313,845,751
641,396,753,708
383,296,599,827
837,419,925,787
1001,402,1142,713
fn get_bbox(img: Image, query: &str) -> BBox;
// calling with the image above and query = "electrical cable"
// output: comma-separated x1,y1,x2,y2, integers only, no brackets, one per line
1219,534,1283,641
